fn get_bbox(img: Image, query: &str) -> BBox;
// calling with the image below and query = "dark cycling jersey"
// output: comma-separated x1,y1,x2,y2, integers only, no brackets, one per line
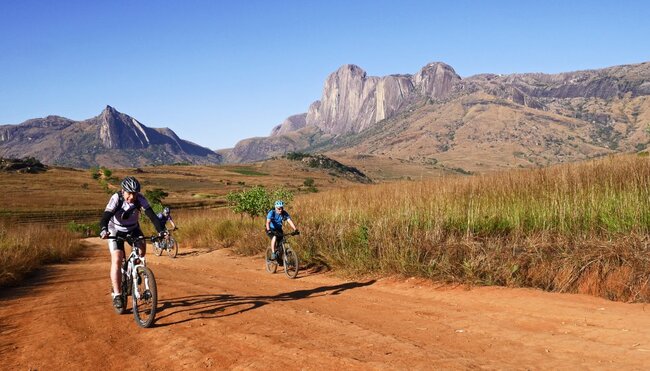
157,212,173,226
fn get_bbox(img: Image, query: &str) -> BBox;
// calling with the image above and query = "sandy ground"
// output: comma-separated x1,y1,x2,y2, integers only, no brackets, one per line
2,238,650,370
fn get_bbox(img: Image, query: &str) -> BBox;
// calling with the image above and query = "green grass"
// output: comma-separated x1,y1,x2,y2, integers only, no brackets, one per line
228,167,268,176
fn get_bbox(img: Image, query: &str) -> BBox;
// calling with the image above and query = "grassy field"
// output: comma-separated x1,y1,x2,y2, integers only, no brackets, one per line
4,154,650,302
0,222,84,287
0,157,369,285
174,154,650,302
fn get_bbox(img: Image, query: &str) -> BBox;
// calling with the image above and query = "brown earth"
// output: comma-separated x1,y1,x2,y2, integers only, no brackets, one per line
2,238,650,370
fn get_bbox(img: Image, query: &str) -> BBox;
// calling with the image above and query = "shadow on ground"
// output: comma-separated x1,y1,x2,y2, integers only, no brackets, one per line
153,280,376,327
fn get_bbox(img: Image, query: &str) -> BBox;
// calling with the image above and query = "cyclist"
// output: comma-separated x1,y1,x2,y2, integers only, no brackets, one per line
99,176,166,309
157,206,177,230
265,200,299,261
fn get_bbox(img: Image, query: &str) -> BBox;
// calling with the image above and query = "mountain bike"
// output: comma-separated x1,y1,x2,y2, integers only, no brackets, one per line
264,231,300,279
108,235,158,328
152,228,178,258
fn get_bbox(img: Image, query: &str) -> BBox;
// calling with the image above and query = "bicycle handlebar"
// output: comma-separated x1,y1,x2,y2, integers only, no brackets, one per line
107,235,157,244
270,230,300,237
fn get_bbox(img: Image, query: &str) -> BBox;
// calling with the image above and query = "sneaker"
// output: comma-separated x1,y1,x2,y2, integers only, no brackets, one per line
270,252,278,261
112,294,123,309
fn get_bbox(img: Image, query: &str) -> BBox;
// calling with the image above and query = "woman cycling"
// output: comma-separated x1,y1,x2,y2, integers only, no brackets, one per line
99,176,166,309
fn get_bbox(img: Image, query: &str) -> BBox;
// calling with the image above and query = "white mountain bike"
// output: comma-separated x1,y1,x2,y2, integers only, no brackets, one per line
108,235,158,328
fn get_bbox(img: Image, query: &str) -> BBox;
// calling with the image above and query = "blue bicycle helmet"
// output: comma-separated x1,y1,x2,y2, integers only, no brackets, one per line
274,200,284,208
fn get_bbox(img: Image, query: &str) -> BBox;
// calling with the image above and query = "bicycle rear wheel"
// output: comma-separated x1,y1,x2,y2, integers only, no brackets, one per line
153,241,163,256
283,244,299,279
167,237,178,258
264,246,278,273
132,266,157,328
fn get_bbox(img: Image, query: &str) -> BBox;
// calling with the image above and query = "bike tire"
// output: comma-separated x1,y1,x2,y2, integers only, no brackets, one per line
264,246,278,273
153,242,163,256
167,237,178,258
283,244,299,279
132,266,157,328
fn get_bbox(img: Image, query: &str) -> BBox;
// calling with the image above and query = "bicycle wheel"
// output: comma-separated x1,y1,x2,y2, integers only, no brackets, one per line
153,241,163,256
167,237,178,258
264,246,278,273
283,244,299,279
132,266,157,328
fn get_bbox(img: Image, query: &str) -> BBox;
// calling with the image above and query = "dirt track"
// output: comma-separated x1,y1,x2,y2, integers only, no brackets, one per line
2,238,650,370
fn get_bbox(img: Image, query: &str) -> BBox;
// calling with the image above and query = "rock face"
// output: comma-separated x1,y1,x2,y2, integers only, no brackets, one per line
270,113,307,136
0,106,221,168
228,62,462,161
224,61,650,166
305,62,460,135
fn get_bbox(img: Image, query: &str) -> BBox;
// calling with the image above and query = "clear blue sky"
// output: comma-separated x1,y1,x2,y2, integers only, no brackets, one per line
1,0,648,150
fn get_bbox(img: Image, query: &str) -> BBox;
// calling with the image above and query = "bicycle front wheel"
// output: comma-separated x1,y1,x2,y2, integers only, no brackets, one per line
167,237,178,258
132,266,157,328
264,246,278,273
283,244,299,279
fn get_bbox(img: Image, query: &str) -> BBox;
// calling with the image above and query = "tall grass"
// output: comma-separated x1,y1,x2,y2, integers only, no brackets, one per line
0,223,84,287
175,155,650,302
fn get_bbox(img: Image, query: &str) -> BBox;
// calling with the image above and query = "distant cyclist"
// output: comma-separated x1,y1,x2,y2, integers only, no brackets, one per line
157,206,177,231
99,176,166,309
265,200,299,261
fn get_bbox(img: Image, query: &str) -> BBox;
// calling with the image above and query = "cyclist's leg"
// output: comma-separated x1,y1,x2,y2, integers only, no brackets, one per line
108,230,126,295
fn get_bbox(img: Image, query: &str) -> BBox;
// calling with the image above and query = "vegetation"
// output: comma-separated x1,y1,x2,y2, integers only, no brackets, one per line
226,186,293,219
285,152,371,183
181,154,650,302
0,157,47,173
228,167,268,176
0,223,83,287
5,154,650,303
144,188,169,212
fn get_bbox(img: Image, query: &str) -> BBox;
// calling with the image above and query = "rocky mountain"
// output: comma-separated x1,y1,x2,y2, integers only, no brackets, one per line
223,61,650,172
0,106,222,168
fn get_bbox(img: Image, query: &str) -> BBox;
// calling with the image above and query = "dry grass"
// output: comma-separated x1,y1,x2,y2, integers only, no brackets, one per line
0,223,84,287
177,154,650,302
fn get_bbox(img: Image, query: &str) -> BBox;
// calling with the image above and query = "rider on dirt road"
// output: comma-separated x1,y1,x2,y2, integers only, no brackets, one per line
265,200,299,261
99,176,166,309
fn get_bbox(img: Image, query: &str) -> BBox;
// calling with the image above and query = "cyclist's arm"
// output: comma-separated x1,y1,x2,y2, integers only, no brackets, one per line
99,194,119,233
287,218,297,231
144,207,165,233
265,218,271,232
169,219,177,230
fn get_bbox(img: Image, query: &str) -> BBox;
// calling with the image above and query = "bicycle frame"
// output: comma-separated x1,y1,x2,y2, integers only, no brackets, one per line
109,235,151,299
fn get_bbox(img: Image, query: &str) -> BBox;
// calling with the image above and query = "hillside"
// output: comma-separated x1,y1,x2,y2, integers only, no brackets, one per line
223,61,650,173
0,106,222,168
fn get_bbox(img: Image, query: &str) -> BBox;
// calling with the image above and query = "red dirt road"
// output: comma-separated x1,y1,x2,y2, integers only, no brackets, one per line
2,238,650,370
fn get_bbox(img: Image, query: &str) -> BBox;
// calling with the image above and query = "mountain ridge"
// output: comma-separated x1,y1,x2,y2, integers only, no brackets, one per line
223,61,650,172
0,106,222,168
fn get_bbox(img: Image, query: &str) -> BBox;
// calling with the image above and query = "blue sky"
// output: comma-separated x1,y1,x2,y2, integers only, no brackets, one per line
1,0,648,150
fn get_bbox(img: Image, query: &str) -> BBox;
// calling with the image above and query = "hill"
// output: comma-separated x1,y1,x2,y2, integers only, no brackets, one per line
0,106,222,168
223,61,650,173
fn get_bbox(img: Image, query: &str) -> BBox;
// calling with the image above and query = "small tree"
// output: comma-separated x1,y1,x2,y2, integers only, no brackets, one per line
226,186,293,220
145,188,169,212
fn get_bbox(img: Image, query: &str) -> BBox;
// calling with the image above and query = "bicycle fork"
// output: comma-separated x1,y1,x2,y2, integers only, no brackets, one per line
131,261,150,299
